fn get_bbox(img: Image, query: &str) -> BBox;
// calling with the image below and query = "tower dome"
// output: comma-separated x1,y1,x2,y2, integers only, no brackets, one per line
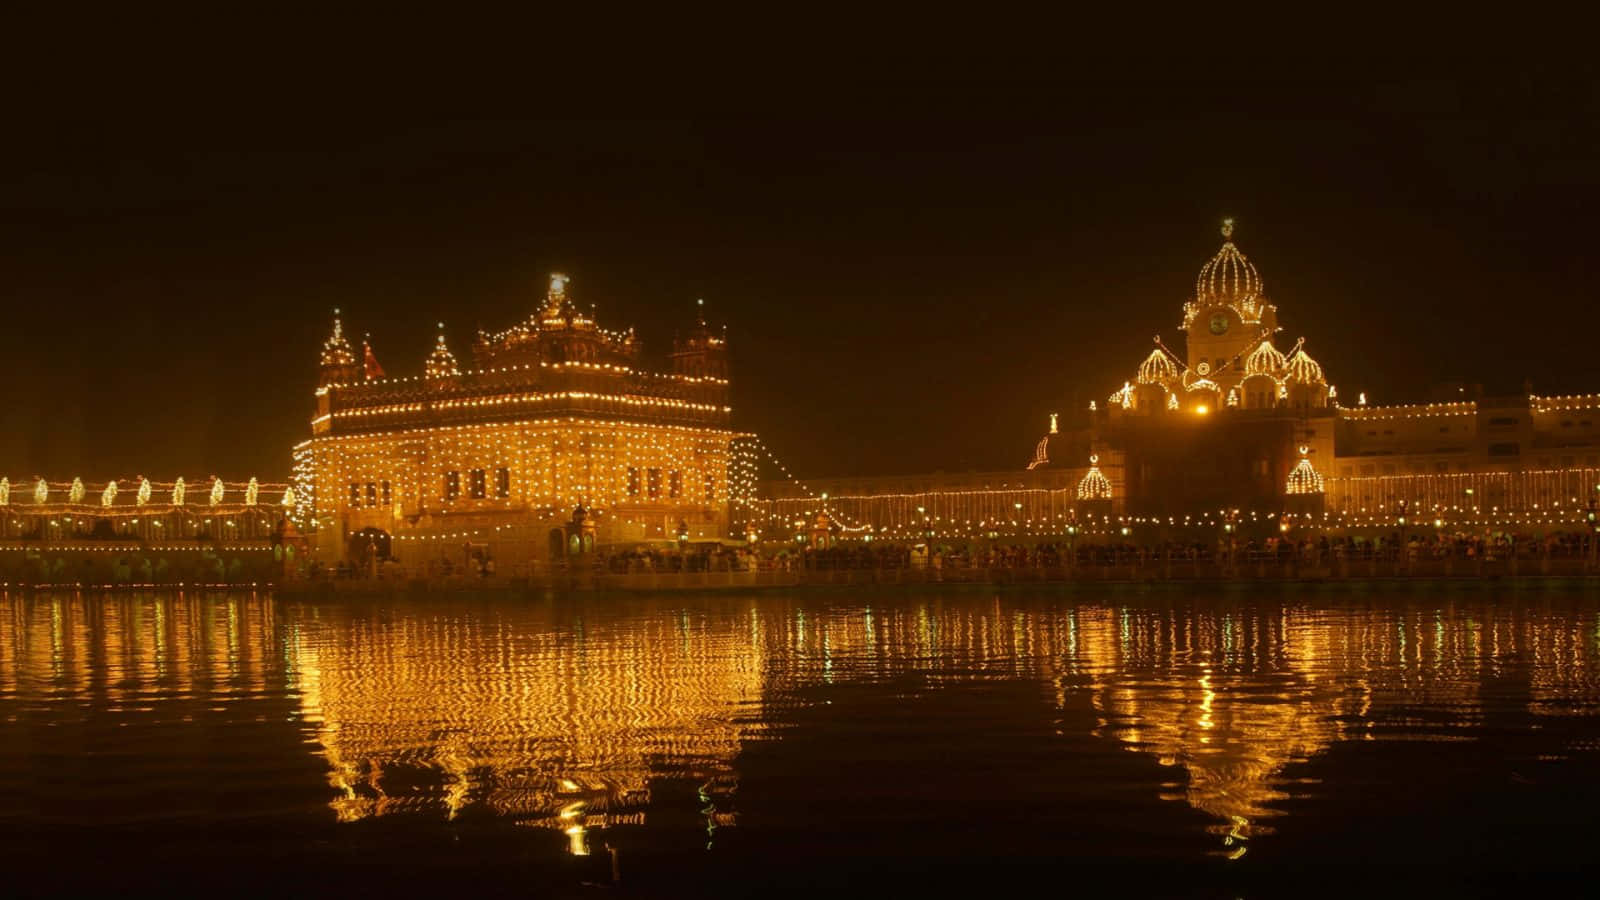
1195,219,1263,305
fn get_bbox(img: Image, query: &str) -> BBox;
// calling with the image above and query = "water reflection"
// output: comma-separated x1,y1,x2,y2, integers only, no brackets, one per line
2,591,1599,865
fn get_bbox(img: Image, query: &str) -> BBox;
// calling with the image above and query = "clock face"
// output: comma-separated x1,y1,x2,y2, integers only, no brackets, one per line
1208,312,1230,335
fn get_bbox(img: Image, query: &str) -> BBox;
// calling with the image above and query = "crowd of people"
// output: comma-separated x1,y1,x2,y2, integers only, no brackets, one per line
783,530,1600,571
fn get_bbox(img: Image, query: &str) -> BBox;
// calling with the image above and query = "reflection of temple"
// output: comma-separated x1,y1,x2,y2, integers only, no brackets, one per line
286,601,767,838
5,593,1599,857
293,275,736,564
761,222,1600,536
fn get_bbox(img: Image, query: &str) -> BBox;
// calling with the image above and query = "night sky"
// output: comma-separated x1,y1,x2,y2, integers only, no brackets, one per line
2,73,1596,481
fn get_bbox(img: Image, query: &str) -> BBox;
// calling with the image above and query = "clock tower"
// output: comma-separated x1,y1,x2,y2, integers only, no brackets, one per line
1182,219,1279,379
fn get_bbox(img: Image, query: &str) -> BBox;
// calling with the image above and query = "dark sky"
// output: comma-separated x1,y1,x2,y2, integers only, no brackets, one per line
1,72,1596,480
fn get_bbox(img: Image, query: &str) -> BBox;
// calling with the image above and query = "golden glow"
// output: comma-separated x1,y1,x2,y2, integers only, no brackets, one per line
1195,405,1209,415
6,593,1600,858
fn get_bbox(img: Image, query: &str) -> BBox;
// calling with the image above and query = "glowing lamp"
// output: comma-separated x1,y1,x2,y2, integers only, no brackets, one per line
1195,405,1209,415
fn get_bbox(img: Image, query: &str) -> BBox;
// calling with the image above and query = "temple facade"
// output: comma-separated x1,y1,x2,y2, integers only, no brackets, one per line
294,275,736,565
760,222,1600,539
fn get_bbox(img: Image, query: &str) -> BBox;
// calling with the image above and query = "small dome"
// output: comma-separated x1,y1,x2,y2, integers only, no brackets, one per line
1137,347,1178,384
1244,340,1287,376
1195,220,1263,306
1285,347,1325,384
1077,455,1112,500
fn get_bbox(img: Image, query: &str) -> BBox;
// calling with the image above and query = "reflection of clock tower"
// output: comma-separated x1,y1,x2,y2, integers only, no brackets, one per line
1182,218,1279,378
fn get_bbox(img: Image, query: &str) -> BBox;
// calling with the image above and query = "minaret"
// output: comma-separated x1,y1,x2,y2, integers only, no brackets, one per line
319,308,359,387
671,298,729,380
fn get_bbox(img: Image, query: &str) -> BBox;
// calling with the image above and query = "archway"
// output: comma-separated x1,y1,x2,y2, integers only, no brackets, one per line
349,527,392,563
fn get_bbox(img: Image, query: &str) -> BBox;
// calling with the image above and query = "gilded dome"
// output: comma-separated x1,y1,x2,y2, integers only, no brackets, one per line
1137,347,1178,384
1195,220,1263,306
1244,340,1287,376
1284,347,1325,385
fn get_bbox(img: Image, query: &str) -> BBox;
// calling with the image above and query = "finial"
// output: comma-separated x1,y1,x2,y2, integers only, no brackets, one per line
549,272,569,296
1221,217,1235,240
1049,413,1058,434
1089,454,1099,465
1298,445,1309,456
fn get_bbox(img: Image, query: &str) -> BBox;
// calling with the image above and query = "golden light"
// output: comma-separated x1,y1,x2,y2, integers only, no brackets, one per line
1195,405,1209,415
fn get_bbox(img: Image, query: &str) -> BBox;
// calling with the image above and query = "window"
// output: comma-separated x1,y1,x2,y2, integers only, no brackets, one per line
1366,430,1377,437
469,469,486,499
627,467,640,497
668,470,682,499
1562,420,1574,428
1439,426,1450,433
365,483,376,507
1487,442,1520,457
381,481,391,506
704,472,716,501
647,468,661,499
495,467,510,499
1488,417,1519,427
445,471,460,501
350,483,361,506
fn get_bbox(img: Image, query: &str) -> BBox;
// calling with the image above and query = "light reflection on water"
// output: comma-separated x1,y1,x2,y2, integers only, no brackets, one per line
2,590,1600,872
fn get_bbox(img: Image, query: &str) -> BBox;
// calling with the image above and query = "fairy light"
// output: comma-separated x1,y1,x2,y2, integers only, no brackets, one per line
299,275,736,555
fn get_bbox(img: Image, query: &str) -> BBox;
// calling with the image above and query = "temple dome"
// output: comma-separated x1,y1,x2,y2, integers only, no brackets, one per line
1195,219,1263,306
1284,347,1325,384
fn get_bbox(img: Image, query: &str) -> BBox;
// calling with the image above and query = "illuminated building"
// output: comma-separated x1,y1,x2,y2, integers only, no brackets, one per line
0,475,289,544
295,276,736,562
760,222,1600,537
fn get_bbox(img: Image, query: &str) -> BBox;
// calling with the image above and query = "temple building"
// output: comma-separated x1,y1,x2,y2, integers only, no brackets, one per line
761,222,1600,538
293,274,735,564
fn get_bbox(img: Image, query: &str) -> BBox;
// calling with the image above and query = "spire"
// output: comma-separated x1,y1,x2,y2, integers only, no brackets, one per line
362,334,386,380
320,308,357,368
426,322,460,379
1221,217,1235,241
